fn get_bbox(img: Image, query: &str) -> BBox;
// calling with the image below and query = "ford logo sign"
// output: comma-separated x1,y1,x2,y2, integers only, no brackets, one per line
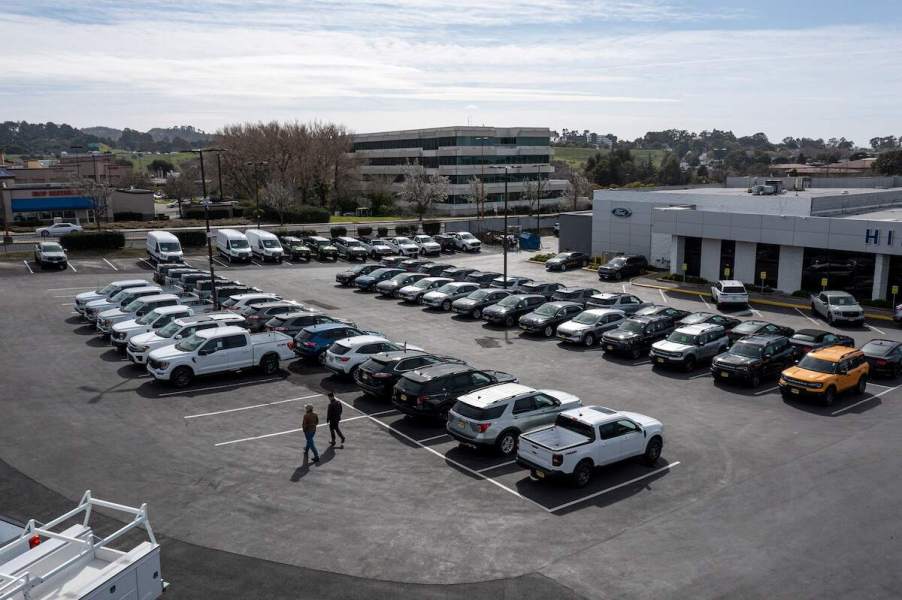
611,207,632,218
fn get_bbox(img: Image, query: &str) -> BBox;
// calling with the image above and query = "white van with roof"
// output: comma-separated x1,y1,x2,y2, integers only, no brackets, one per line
127,313,247,364
216,229,252,263
146,230,184,264
245,228,284,263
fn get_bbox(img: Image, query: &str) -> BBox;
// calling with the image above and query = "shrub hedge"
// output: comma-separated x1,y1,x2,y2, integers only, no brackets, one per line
173,230,207,247
357,226,373,237
60,231,125,251
330,226,348,238
261,206,330,224
394,225,410,236
422,221,441,235
377,226,389,237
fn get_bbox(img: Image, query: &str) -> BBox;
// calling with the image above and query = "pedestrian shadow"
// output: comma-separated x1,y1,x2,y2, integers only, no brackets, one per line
290,446,335,481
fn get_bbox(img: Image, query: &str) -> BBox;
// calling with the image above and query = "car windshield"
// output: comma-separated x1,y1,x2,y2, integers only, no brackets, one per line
591,296,616,306
681,313,707,324
605,258,626,267
159,242,180,251
123,299,145,312
417,236,435,243
668,332,698,345
262,239,280,248
798,355,837,374
395,237,412,244
346,240,363,247
352,264,370,273
533,304,558,316
175,334,206,352
413,279,434,289
496,296,521,308
98,284,116,295
730,342,762,358
467,289,491,301
389,273,411,283
793,333,819,343
137,310,162,325
862,341,894,356
828,296,856,306
572,312,602,325
109,290,130,302
734,321,763,333
157,321,182,338
619,320,645,333
554,415,594,439
229,240,249,249
459,233,476,240
435,284,457,294
43,243,64,252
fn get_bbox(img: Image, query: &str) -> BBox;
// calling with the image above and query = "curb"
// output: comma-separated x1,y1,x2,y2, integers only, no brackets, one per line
629,278,895,323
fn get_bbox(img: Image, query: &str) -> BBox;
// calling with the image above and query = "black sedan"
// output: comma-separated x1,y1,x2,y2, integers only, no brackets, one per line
441,267,478,281
518,301,583,337
465,271,502,287
634,305,691,322
789,329,855,356
678,312,742,331
336,263,381,286
354,350,466,398
544,251,589,271
727,320,794,345
551,287,601,308
861,339,902,377
400,258,431,272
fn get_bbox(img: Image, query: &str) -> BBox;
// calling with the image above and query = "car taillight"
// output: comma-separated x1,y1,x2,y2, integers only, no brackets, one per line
287,341,296,350
876,359,887,366
416,395,427,405
477,423,491,433
303,341,316,348
248,315,262,320
339,356,350,362
552,454,563,467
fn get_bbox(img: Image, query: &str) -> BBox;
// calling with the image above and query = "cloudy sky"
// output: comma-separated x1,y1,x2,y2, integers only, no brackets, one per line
2,0,900,143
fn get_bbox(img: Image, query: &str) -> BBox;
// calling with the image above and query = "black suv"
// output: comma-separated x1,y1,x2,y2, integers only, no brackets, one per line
727,320,794,345
518,301,583,337
517,281,564,300
789,329,854,356
544,251,589,271
336,263,381,286
354,350,466,398
465,271,502,287
602,315,675,358
482,294,546,327
265,311,348,336
597,255,647,280
441,267,478,281
433,234,457,252
551,287,600,307
711,334,796,387
392,363,517,420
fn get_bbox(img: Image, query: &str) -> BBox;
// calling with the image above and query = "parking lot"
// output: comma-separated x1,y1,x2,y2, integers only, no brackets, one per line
3,240,902,599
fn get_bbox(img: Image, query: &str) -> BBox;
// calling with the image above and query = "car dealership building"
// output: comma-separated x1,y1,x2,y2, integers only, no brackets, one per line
559,180,902,300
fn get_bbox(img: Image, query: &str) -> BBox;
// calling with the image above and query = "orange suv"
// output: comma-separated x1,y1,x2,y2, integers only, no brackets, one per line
779,346,868,406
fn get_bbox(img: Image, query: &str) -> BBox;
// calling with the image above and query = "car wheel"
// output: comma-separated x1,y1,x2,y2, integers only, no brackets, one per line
472,308,482,319
643,437,663,466
750,372,761,388
171,366,193,388
317,352,327,365
583,333,595,347
571,459,594,488
260,353,279,375
544,325,554,338
41,231,49,237
442,300,451,311
560,263,567,272
630,348,641,359
684,356,696,372
614,271,622,281
856,375,867,395
505,315,514,327
823,385,836,406
496,430,518,457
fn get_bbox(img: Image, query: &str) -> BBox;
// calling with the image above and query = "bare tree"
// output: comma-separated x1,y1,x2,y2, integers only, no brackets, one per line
467,176,487,219
564,172,591,211
84,180,112,229
262,180,294,225
398,164,449,222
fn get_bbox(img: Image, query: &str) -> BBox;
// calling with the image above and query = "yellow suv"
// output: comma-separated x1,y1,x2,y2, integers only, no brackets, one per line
779,346,868,406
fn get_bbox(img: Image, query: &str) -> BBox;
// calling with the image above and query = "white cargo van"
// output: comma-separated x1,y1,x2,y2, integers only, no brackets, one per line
216,229,252,263
245,229,284,263
146,230,184,264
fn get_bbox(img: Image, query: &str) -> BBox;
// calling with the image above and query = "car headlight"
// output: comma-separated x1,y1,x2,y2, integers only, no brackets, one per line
134,345,149,352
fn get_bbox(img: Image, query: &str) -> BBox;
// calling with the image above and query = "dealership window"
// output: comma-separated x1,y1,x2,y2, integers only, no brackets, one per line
801,248,876,299
886,256,902,301
754,243,780,288
683,237,701,277
719,240,735,279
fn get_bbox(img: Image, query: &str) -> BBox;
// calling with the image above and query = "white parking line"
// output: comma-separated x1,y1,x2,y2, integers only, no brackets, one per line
546,461,681,513
213,409,398,446
47,286,97,291
251,260,264,268
831,384,902,416
184,393,322,419
156,377,283,397
283,260,293,266
699,295,710,309
68,262,77,272
658,289,669,303
867,382,895,390
23,260,33,274
867,324,887,335
418,433,451,443
103,258,118,271
754,385,780,396
631,360,652,366
335,397,550,512
751,309,762,317
478,460,517,473
621,284,626,293
794,307,820,326
139,258,154,269
688,372,711,380
212,258,229,268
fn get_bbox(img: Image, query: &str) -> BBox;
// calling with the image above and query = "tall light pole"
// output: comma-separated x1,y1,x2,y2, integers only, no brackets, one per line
189,148,224,310
246,160,268,229
474,136,491,224
489,164,523,287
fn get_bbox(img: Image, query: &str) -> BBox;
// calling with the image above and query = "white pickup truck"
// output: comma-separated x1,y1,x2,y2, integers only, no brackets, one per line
109,305,196,350
146,325,295,387
516,406,664,487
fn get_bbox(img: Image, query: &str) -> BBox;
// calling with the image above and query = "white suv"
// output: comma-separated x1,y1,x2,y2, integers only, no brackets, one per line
110,305,195,350
386,236,420,257
711,280,749,308
452,232,481,252
324,335,422,377
413,235,442,256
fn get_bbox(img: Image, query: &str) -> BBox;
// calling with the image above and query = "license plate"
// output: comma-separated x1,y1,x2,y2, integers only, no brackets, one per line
657,357,665,364
606,344,614,351
720,371,729,378
400,394,407,401
791,388,800,395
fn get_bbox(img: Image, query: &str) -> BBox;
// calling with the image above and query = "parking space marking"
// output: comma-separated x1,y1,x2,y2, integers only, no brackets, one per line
546,461,681,513
631,360,652,366
477,460,517,473
138,258,154,269
867,324,887,335
47,286,98,291
212,258,229,268
621,284,627,293
831,384,901,416
23,261,33,274
658,289,669,303
156,377,284,397
184,393,322,419
251,260,264,268
102,258,118,271
866,382,895,390
794,307,820,326
335,397,551,512
418,433,451,443
213,408,398,446
754,386,779,395
751,308,762,317
689,372,711,380
68,262,77,272
699,295,710,309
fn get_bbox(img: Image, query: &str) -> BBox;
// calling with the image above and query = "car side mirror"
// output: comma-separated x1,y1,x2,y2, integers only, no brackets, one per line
198,348,211,356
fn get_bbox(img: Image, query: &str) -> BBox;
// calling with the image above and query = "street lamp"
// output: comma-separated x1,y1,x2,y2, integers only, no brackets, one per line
188,147,224,310
488,164,523,287
245,161,269,229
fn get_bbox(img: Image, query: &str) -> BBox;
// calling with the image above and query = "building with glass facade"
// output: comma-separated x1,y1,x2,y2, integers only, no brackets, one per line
558,183,902,300
350,126,567,213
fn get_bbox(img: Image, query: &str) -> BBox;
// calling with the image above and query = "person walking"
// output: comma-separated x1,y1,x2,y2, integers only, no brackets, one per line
326,393,346,447
302,404,320,463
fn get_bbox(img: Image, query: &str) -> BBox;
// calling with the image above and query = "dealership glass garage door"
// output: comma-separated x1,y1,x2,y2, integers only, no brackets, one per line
801,248,875,299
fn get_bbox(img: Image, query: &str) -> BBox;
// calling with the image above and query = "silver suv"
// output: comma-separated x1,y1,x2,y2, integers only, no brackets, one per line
650,323,729,371
446,383,581,456
556,308,626,347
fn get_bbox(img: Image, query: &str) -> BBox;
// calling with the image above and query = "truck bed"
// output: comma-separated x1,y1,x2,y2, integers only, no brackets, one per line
521,426,591,452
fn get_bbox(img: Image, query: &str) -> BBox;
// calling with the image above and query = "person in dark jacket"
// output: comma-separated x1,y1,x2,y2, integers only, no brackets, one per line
326,393,346,447
302,404,320,463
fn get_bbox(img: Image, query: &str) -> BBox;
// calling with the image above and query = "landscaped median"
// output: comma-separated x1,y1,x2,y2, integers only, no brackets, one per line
627,275,896,322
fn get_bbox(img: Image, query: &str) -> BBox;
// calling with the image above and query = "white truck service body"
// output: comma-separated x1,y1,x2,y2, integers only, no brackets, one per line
146,326,295,387
216,229,252,263
145,230,183,264
245,229,284,263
